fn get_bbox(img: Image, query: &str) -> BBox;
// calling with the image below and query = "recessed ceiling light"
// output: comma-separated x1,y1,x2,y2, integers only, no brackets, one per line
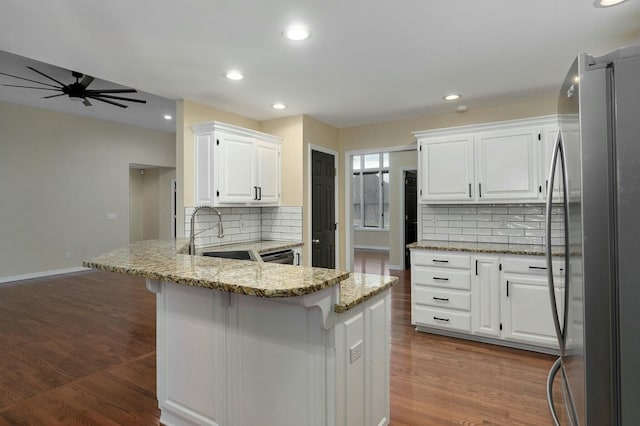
595,0,628,7
443,94,461,101
163,114,173,120
225,70,244,80
272,103,287,110
284,25,311,41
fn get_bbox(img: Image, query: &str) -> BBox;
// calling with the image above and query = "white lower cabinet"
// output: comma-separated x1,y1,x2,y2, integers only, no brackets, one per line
471,256,501,338
500,256,564,348
411,250,472,333
411,249,562,353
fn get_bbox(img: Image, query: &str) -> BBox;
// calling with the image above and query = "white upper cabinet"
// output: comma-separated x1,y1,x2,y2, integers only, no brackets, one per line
414,116,558,204
476,127,538,201
192,121,281,206
418,135,474,202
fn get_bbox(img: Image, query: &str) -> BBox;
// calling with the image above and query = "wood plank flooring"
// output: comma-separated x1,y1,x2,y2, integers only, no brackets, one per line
0,253,562,425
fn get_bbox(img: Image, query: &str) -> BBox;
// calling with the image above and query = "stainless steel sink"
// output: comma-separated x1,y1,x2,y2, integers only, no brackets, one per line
201,250,255,261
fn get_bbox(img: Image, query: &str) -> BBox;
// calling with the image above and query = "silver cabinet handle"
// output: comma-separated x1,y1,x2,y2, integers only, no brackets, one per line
312,239,320,243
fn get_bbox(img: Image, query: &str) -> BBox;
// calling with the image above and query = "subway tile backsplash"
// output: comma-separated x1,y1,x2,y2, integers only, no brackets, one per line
421,204,565,246
184,206,303,247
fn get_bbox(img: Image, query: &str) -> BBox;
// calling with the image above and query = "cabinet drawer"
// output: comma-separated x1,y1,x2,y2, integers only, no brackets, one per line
413,267,470,290
413,306,471,332
412,250,470,269
501,256,564,276
414,287,470,311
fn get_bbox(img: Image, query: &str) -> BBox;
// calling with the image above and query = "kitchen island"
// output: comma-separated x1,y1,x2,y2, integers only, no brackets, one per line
84,240,396,426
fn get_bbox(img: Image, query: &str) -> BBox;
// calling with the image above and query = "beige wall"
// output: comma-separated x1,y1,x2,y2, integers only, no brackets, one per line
354,230,389,249
0,101,175,278
260,115,304,206
129,169,144,243
388,150,417,268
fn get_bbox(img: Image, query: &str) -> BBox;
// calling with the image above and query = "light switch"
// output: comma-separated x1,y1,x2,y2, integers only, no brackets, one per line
107,213,118,220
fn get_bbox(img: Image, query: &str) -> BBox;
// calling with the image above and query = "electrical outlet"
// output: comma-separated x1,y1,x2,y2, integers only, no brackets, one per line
350,340,363,364
107,213,118,220
240,219,245,232
64,251,71,259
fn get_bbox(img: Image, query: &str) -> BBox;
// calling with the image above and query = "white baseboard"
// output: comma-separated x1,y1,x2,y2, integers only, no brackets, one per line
354,245,389,251
0,267,91,284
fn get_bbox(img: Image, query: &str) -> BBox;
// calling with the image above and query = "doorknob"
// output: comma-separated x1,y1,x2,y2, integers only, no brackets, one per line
312,239,320,243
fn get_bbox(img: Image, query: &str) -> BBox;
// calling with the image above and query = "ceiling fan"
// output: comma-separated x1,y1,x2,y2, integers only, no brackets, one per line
0,66,146,108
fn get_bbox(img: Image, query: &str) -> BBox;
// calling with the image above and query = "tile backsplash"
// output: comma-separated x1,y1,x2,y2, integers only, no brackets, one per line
185,206,302,247
421,204,565,246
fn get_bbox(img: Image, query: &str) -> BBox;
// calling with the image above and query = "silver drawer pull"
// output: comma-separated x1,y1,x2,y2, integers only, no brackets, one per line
433,316,450,322
433,259,449,263
433,277,449,281
433,297,449,302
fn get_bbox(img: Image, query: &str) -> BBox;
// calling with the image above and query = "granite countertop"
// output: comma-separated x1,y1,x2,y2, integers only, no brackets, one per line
84,239,347,298
83,239,395,311
335,273,398,313
407,240,565,256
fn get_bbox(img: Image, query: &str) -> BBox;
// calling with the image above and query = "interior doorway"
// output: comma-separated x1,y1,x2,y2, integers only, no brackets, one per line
404,170,418,268
311,149,336,268
129,165,176,242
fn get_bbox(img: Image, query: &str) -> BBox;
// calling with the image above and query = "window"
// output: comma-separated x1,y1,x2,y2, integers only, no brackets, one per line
352,153,389,229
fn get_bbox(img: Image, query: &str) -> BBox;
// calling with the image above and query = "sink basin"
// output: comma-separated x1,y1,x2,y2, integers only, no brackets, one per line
201,250,255,260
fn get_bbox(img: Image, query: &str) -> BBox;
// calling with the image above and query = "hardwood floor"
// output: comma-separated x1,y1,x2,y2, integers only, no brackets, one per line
0,254,561,425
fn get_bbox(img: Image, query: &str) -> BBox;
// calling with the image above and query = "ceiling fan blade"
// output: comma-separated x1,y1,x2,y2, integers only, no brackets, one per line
0,71,61,88
2,84,62,91
87,95,128,108
27,66,66,87
83,98,92,107
86,88,137,94
80,75,94,88
42,93,67,99
93,93,147,104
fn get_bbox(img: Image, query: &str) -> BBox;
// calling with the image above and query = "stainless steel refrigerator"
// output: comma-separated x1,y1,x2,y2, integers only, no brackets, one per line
545,45,640,425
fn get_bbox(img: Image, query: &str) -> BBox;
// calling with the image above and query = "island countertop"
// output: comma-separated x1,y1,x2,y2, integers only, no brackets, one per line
83,240,396,309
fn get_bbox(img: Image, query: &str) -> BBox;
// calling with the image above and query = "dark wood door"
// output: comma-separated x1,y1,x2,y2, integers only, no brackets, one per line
404,170,418,268
311,150,335,268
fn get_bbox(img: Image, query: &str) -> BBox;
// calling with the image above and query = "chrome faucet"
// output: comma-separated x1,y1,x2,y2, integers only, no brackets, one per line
189,205,224,255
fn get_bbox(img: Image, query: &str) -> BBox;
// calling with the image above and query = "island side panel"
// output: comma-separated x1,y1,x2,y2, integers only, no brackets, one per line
225,292,327,426
156,281,228,426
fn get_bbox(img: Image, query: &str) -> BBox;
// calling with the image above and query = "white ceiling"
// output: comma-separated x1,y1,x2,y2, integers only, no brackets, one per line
1,1,639,130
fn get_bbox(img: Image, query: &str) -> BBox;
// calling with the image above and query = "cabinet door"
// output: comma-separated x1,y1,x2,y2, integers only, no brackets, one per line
194,133,215,205
254,139,280,204
540,127,562,200
217,132,256,203
501,273,562,348
471,256,500,337
418,136,474,203
476,128,539,201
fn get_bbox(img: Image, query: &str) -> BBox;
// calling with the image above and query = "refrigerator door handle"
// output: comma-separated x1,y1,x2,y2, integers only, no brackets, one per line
547,357,563,426
545,129,568,353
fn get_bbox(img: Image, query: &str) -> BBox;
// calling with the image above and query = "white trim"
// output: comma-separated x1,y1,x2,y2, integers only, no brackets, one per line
412,115,558,139
345,143,416,272
353,245,389,251
307,144,339,269
0,267,91,284
400,167,417,270
170,178,177,239
353,227,389,232
387,264,403,271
